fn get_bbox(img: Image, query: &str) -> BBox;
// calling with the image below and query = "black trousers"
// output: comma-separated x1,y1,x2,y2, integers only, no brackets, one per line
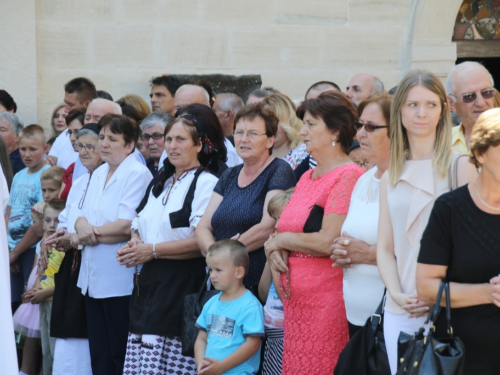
85,294,130,375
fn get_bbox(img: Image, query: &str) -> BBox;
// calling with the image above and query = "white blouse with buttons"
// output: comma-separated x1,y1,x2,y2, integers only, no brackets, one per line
77,153,152,298
132,169,218,245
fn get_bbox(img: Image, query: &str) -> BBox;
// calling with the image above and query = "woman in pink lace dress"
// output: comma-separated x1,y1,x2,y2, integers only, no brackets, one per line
264,91,364,374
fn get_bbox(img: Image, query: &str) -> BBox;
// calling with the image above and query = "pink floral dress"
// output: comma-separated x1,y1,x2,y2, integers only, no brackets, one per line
278,164,364,375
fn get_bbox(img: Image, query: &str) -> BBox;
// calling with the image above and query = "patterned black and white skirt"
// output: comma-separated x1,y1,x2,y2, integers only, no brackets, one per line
123,333,196,375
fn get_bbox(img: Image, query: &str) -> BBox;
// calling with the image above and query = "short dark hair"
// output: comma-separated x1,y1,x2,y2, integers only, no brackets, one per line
234,103,279,148
357,94,392,137
65,108,86,126
118,102,147,125
207,240,250,275
64,77,98,104
176,104,228,163
304,81,341,98
150,75,182,97
97,90,113,101
297,91,358,154
97,114,138,148
0,90,17,113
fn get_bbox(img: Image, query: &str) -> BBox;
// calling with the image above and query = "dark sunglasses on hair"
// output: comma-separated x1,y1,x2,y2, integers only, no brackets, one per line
449,88,496,104
140,133,164,141
354,121,388,132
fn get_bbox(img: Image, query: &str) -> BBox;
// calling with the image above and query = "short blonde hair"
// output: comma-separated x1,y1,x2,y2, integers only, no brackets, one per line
117,94,152,115
19,124,46,144
267,187,294,220
389,70,451,186
263,93,303,149
40,166,65,185
207,240,249,275
469,108,500,168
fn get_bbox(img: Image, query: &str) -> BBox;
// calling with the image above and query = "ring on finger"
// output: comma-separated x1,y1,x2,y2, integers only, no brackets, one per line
131,252,134,257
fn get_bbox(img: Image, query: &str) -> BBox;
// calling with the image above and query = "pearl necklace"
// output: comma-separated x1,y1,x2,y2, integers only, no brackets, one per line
474,181,500,211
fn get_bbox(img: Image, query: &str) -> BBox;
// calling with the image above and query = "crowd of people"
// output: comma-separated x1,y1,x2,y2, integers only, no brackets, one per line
1,60,500,375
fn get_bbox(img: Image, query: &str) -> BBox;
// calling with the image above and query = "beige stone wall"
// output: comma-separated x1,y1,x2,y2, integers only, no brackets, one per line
2,0,463,128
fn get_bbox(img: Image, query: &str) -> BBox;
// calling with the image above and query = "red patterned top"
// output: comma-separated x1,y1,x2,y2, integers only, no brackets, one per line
278,164,364,258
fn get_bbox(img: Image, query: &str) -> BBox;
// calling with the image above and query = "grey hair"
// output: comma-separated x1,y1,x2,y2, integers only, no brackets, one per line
215,93,244,114
140,112,173,131
175,84,210,105
369,76,385,96
247,87,280,102
0,112,24,133
446,61,495,101
76,128,99,140
90,98,122,114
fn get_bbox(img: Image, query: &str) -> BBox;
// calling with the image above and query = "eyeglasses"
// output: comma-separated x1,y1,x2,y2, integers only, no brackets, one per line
354,121,389,132
74,143,98,152
233,130,267,139
449,88,496,104
140,133,164,141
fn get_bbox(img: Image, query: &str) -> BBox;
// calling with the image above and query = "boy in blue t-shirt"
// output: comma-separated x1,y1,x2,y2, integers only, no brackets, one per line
195,240,264,375
6,124,50,304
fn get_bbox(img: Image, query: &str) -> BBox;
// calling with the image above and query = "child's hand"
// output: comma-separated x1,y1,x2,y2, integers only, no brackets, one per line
28,288,47,304
10,261,20,274
199,357,224,375
197,358,211,374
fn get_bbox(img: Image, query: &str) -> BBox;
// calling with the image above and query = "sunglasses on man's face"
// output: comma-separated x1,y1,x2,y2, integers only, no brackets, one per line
450,88,496,104
354,121,388,133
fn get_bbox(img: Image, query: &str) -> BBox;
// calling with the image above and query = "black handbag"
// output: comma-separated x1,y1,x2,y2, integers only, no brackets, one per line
396,281,465,375
181,272,219,357
334,292,390,375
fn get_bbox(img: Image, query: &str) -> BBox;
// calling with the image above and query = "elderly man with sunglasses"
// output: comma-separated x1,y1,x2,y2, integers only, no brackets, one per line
446,61,497,153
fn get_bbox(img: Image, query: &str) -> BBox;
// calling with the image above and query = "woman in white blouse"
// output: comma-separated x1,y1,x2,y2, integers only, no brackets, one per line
73,114,152,375
116,115,221,375
331,94,392,337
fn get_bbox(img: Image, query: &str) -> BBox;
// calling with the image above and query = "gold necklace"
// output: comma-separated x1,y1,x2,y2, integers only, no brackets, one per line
474,181,500,211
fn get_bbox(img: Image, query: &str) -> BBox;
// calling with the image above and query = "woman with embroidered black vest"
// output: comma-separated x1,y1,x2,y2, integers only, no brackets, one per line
117,115,221,375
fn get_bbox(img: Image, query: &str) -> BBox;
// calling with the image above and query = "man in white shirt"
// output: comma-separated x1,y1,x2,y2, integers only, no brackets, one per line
47,77,97,168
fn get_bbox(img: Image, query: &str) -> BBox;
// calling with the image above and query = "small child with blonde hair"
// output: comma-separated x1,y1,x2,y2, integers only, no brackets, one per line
258,187,294,375
195,240,265,374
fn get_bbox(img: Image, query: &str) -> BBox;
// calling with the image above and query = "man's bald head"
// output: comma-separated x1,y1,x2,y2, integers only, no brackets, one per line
345,73,384,106
84,99,122,124
174,84,210,114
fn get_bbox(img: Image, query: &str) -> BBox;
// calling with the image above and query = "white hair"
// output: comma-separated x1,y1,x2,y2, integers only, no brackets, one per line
90,98,122,115
0,112,23,133
446,61,494,101
175,84,210,105
215,93,244,113
369,76,385,96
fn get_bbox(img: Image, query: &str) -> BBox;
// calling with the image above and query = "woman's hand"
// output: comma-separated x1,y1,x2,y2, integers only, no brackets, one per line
331,232,375,268
264,233,289,272
45,228,73,252
393,293,431,318
490,276,500,308
75,218,100,246
116,240,153,268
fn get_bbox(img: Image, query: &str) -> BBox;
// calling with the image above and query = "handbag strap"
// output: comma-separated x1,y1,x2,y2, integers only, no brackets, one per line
194,271,213,315
370,289,386,330
448,154,466,191
444,281,454,336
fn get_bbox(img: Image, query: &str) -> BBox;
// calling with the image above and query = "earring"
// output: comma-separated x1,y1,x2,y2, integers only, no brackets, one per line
332,140,336,147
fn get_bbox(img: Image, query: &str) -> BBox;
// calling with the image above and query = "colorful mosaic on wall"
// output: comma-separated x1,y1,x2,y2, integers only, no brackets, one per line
454,0,500,40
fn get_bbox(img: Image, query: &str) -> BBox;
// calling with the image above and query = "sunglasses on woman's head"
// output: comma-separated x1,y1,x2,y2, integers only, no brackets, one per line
449,88,496,104
354,121,388,132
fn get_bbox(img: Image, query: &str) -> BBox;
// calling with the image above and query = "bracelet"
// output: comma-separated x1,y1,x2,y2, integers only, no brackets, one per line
152,243,157,259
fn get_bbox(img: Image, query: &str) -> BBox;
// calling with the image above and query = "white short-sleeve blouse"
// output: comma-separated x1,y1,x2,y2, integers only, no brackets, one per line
132,169,218,244
77,154,152,298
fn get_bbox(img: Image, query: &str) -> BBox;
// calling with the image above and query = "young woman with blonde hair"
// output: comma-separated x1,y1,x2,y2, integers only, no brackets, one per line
376,70,477,374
